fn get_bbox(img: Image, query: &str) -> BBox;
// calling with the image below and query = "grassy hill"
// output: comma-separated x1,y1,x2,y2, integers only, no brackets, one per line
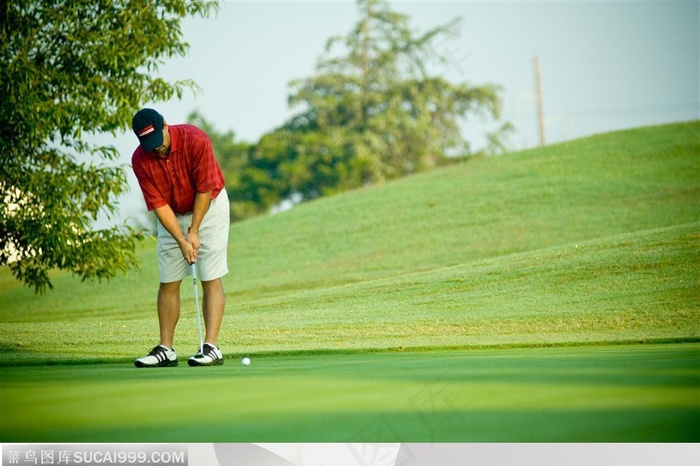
0,121,698,363
1,122,698,444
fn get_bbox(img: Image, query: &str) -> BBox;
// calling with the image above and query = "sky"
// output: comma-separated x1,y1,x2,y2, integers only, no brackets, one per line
102,0,700,226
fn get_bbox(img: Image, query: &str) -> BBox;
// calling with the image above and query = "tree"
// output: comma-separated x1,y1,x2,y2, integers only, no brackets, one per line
186,111,259,222
258,0,508,203
0,0,218,292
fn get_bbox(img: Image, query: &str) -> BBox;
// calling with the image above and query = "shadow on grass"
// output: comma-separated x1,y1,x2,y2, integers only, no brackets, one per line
0,341,133,366
3,408,698,443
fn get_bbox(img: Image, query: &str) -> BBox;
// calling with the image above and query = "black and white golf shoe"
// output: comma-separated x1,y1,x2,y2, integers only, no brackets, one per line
134,345,178,368
188,343,224,366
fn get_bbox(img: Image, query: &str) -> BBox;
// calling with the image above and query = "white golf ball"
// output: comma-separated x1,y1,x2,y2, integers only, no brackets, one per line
241,357,251,366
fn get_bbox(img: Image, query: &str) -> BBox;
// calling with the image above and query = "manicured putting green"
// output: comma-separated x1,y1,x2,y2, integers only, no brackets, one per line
1,343,698,442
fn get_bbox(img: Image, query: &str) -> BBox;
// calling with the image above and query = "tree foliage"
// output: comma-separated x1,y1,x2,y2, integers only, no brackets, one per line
186,111,258,222
0,0,218,292
251,0,508,205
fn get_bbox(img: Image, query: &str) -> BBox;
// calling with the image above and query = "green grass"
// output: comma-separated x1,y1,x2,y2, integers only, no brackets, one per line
1,344,698,442
0,121,698,441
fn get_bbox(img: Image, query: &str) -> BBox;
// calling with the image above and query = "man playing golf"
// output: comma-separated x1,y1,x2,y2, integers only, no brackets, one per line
131,108,229,367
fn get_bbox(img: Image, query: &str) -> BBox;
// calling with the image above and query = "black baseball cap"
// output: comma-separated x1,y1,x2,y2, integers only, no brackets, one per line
132,108,164,152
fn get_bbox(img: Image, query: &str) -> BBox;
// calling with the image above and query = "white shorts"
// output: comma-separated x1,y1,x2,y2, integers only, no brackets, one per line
157,190,230,283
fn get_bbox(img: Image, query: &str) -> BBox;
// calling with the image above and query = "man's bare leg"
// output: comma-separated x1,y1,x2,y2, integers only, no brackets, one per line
158,280,181,348
201,278,225,346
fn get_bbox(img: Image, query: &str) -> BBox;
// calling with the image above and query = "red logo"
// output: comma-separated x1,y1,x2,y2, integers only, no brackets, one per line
137,125,155,137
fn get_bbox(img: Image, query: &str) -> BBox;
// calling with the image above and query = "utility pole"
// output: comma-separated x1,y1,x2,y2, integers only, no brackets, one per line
534,56,545,146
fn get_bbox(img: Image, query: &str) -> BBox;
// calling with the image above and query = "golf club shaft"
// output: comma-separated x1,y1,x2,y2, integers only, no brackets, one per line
191,262,204,354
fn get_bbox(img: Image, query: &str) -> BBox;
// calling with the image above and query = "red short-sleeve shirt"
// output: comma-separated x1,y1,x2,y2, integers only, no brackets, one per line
132,124,225,214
